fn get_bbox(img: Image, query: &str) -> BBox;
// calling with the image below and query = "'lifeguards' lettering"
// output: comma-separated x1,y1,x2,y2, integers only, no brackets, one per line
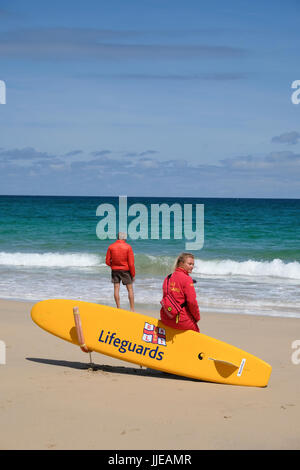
99,330,164,361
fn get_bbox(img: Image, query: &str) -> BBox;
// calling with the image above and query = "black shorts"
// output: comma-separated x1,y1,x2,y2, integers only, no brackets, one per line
111,270,133,285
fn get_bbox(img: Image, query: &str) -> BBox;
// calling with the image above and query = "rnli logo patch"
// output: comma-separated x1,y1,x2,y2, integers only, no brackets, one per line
142,322,166,346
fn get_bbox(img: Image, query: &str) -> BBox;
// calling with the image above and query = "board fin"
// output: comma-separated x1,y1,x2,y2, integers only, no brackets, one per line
208,357,240,368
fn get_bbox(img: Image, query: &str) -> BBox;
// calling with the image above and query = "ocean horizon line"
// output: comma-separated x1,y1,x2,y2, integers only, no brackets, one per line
1,194,300,201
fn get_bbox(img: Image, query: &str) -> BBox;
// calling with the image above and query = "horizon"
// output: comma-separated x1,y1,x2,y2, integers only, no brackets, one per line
0,193,300,201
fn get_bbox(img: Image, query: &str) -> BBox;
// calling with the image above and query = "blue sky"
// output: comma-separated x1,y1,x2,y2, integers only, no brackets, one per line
0,0,300,197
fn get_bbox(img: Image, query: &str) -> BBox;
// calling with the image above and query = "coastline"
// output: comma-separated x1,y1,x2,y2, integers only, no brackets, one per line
1,298,300,450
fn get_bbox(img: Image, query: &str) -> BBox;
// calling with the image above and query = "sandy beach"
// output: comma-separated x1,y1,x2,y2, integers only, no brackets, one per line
1,298,300,450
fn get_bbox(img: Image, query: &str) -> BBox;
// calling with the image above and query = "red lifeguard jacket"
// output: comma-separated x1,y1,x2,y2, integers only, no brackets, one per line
160,267,200,332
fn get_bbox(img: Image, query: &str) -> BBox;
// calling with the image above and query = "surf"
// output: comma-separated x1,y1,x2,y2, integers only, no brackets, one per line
193,258,300,280
0,251,100,268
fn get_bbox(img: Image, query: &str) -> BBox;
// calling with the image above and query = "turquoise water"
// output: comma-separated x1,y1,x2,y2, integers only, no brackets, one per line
0,195,300,318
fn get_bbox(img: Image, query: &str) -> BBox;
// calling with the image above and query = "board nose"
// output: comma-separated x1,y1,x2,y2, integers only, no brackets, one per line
31,302,40,325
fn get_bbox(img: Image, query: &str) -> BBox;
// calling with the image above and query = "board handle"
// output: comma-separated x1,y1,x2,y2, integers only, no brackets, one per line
73,306,90,353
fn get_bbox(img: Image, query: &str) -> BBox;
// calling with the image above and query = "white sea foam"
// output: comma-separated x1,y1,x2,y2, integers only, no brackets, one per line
193,258,300,280
1,251,300,281
0,251,101,268
0,256,299,318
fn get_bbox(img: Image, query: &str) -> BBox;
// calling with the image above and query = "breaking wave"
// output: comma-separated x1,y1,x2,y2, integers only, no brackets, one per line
193,258,300,280
0,251,101,268
0,251,300,280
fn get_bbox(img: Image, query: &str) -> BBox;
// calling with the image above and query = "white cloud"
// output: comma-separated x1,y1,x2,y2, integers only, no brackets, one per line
0,28,247,62
272,131,300,145
0,146,299,197
220,152,300,172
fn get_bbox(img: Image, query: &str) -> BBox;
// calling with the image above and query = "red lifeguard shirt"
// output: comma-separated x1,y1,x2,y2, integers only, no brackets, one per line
160,267,200,332
105,240,135,277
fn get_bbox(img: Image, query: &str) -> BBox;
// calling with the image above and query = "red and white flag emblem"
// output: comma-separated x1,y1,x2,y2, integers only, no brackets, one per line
142,322,166,346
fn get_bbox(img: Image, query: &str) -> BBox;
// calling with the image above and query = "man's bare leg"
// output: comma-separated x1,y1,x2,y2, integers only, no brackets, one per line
126,284,135,311
113,283,120,308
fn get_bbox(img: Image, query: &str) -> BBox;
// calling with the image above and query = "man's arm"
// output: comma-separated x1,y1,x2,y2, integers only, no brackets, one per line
105,247,112,267
127,246,135,278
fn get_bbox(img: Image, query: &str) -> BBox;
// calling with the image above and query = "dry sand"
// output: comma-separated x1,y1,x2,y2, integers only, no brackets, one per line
1,298,300,450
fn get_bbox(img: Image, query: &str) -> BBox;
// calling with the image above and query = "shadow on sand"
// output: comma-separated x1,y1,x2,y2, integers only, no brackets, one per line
26,357,200,382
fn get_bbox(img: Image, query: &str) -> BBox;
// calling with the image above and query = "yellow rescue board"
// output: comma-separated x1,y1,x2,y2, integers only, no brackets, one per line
31,299,272,387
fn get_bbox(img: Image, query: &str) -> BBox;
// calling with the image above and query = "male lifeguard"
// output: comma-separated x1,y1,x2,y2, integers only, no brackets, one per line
105,232,135,311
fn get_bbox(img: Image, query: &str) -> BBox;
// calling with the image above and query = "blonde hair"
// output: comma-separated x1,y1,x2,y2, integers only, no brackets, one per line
173,252,194,271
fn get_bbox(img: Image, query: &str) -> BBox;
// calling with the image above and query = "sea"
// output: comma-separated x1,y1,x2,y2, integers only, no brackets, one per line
0,195,300,319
